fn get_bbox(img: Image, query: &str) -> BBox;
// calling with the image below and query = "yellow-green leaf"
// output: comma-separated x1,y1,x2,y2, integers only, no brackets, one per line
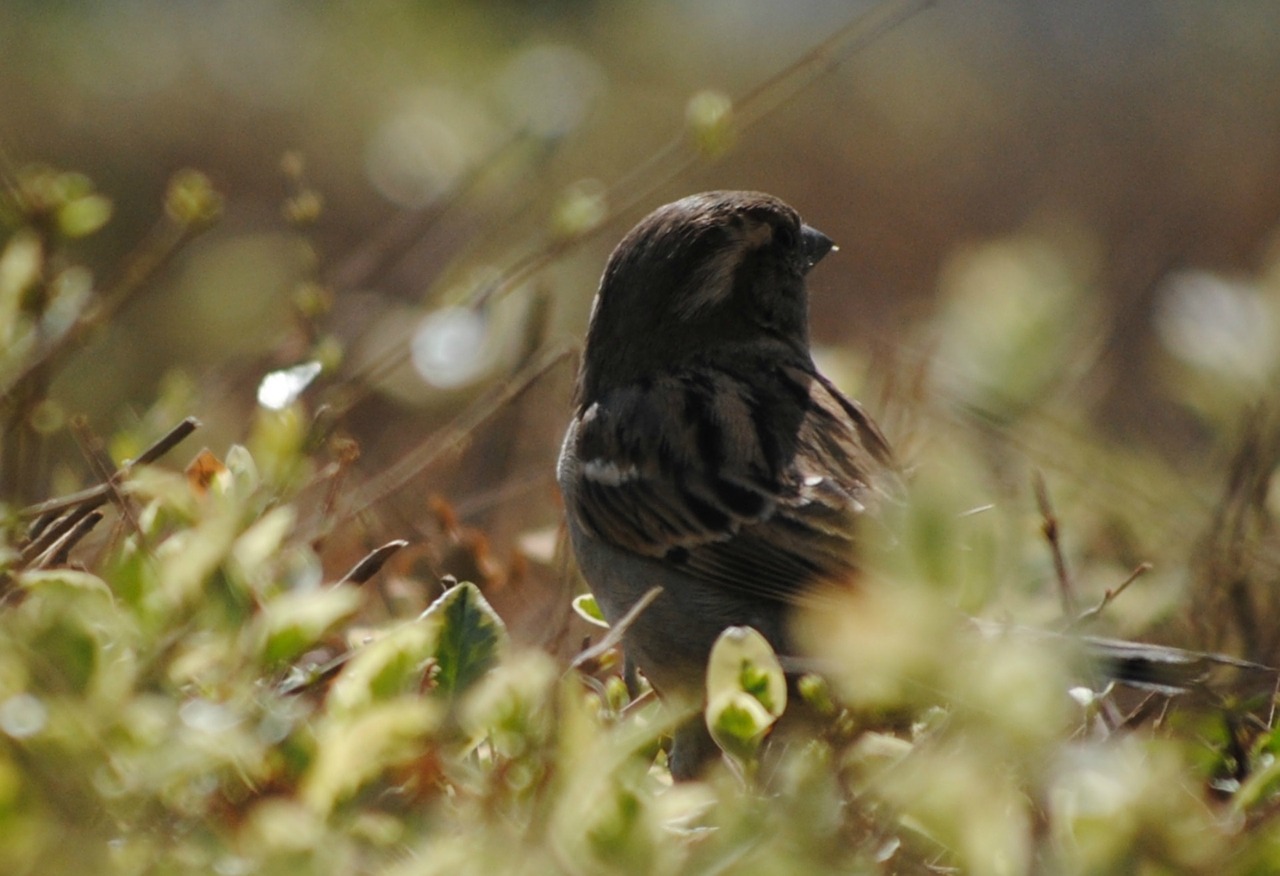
424,581,506,696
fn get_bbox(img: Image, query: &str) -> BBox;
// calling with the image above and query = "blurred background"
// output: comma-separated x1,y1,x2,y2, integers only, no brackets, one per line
5,0,1280,660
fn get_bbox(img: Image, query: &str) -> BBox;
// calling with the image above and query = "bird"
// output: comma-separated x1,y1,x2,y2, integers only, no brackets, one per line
556,190,1277,779
557,190,897,777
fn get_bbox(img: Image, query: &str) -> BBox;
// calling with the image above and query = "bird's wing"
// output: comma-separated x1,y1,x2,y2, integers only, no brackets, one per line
563,361,893,605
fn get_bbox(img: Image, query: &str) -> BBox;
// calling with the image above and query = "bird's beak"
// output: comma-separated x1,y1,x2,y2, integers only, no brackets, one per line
801,224,836,272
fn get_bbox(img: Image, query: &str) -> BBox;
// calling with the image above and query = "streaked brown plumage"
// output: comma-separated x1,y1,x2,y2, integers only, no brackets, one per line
558,191,894,776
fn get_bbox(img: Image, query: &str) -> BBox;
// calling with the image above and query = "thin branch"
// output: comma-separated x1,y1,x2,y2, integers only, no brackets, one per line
1070,562,1152,629
42,511,104,568
473,0,935,313
0,203,213,404
1268,673,1280,731
70,416,146,548
1033,470,1077,617
340,345,572,522
21,503,98,564
18,417,200,520
569,586,664,673
345,0,936,395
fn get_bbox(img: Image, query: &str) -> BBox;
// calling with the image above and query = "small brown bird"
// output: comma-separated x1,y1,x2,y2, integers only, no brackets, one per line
557,191,896,777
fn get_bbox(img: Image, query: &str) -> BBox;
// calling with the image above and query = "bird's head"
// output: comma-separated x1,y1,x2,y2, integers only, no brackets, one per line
578,191,834,402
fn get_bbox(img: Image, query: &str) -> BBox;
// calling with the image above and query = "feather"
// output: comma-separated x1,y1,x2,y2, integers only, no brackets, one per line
563,350,894,606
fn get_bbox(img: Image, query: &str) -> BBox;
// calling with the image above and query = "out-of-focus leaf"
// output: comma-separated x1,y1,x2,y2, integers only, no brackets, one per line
223,444,261,498
329,618,437,715
0,230,43,329
247,407,309,492
796,672,836,716
705,626,787,765
423,581,506,696
255,586,362,666
13,581,122,697
582,786,658,873
706,690,774,763
149,501,240,615
548,686,673,875
165,169,222,226
241,798,324,858
302,698,441,813
793,583,955,711
706,625,786,718
17,569,112,599
126,465,201,524
230,505,296,588
551,179,607,240
461,650,557,758
56,193,112,238
686,89,735,157
843,731,914,785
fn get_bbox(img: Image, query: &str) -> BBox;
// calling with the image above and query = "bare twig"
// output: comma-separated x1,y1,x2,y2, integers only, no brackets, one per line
132,416,203,467
1070,562,1152,629
470,0,935,313
18,416,201,520
70,416,146,548
10,417,201,577
341,345,572,522
323,131,531,294
1268,673,1280,730
42,510,104,567
313,436,360,550
20,503,100,563
1033,470,1077,617
25,511,58,543
343,0,936,398
278,649,352,696
569,586,664,673
1116,691,1164,731
0,201,214,403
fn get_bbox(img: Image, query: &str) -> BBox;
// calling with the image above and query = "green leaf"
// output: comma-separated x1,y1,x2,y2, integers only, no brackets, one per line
706,625,787,718
32,625,98,695
17,569,113,599
55,193,112,238
571,593,608,628
149,501,239,615
423,581,506,696
704,626,787,765
706,691,774,762
460,650,558,758
328,618,437,715
256,585,362,666
224,444,261,497
230,505,296,589
302,698,441,813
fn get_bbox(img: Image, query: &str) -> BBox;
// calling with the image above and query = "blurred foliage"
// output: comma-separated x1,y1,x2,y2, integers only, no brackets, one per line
5,1,1280,873
3,417,1280,874
1,158,1280,876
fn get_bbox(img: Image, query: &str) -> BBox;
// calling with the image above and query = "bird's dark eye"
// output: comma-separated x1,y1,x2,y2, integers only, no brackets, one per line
774,223,798,251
